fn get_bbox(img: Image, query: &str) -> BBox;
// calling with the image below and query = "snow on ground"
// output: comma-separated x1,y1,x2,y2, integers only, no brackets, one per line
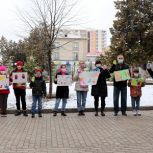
7,83,153,110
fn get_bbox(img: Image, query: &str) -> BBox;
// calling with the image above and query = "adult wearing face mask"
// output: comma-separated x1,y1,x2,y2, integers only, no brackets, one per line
91,60,110,116
73,61,88,116
109,54,130,116
53,64,69,116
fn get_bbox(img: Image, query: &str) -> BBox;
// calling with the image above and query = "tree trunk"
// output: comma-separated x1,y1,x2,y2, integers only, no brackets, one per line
48,50,52,98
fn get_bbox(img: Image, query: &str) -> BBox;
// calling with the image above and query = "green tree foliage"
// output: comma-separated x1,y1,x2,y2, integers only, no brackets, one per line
110,0,153,65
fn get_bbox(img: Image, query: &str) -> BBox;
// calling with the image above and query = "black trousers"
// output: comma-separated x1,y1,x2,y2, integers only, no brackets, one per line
14,89,26,111
0,94,8,114
94,96,106,112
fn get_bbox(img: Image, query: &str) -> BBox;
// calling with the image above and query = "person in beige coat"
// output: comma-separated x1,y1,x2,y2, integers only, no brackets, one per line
73,61,88,116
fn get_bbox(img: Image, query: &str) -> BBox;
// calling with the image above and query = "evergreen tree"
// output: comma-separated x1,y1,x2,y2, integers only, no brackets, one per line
110,0,153,65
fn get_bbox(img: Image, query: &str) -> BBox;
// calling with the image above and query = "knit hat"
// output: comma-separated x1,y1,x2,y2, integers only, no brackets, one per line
133,68,139,73
0,65,7,71
16,60,24,66
35,68,43,73
95,60,102,65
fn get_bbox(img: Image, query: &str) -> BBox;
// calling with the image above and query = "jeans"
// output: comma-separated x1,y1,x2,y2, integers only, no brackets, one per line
31,96,43,114
94,96,106,112
54,98,67,112
131,96,140,111
14,89,26,110
113,86,127,113
76,91,87,111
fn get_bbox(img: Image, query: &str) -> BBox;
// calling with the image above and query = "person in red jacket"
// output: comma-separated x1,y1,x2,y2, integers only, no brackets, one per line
10,60,28,116
0,65,10,117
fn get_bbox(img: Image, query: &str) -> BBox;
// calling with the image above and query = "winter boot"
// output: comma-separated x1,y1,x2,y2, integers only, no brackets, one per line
31,113,35,118
101,111,105,116
14,110,21,116
95,111,98,116
53,111,57,117
38,112,42,117
81,110,85,116
78,111,82,116
23,110,28,117
61,111,67,116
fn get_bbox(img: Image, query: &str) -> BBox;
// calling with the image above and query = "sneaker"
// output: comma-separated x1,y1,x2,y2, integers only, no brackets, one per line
61,111,67,116
14,110,21,116
23,111,28,117
53,111,57,117
133,110,137,116
31,113,35,118
95,111,98,116
137,110,141,116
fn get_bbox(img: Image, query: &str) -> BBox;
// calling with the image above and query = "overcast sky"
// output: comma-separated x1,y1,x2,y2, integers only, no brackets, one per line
0,0,116,45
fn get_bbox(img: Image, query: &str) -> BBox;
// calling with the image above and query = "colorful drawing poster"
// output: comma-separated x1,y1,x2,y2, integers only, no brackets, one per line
0,75,9,90
131,78,145,86
114,69,130,82
12,72,27,83
79,71,100,85
57,75,72,86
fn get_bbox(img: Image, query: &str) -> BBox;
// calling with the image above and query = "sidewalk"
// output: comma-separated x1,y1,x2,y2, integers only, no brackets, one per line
0,111,153,153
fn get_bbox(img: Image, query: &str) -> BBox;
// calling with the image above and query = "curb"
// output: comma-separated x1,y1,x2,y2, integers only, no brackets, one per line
6,106,153,114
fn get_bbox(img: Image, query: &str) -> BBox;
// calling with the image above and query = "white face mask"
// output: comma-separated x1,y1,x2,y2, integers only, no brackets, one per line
96,64,102,68
134,73,139,77
118,59,124,64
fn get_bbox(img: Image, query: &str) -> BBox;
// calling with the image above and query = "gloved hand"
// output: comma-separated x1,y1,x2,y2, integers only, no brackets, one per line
113,60,117,65
31,76,35,82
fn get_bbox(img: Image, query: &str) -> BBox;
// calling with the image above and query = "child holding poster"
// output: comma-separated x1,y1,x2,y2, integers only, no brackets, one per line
30,68,46,118
128,68,145,116
53,64,69,117
0,65,10,117
10,60,28,116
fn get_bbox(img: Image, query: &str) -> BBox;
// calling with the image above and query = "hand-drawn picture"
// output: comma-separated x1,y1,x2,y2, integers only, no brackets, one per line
79,71,100,85
57,75,72,86
0,75,9,89
12,72,27,83
114,69,130,82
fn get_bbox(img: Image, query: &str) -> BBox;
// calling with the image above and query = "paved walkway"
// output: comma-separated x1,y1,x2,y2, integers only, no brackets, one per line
0,111,153,153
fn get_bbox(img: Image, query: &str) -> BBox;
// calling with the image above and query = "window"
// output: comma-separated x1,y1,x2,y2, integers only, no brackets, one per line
72,52,78,60
73,42,79,51
52,52,59,60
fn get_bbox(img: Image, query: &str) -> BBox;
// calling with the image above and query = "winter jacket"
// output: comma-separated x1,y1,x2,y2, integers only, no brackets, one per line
54,72,69,99
30,77,46,97
109,63,130,87
147,68,153,78
73,69,89,92
91,67,110,97
128,78,145,97
10,68,27,90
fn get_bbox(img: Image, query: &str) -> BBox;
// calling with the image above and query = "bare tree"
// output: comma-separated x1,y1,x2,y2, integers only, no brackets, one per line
18,0,79,97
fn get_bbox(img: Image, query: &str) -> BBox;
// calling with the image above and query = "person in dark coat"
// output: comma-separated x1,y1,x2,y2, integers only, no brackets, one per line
91,60,110,116
30,68,46,118
109,54,130,116
53,64,69,116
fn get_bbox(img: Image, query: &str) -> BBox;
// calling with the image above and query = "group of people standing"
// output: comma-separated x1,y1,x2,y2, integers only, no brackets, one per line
0,54,152,118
